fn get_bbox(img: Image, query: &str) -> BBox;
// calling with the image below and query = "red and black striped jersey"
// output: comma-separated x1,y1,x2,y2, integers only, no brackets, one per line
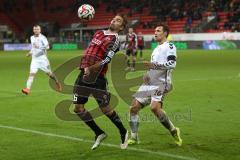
137,35,144,46
126,32,137,50
80,30,120,76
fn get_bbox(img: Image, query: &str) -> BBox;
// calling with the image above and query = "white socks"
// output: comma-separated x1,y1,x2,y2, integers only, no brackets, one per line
131,132,138,140
26,76,34,89
129,114,139,139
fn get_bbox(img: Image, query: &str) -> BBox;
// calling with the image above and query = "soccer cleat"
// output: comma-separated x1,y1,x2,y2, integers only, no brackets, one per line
22,88,30,95
120,130,128,149
171,127,183,146
91,133,107,150
130,67,135,71
55,81,62,91
128,137,139,145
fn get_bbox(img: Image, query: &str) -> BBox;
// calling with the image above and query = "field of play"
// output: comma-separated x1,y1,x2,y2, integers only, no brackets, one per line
0,49,239,160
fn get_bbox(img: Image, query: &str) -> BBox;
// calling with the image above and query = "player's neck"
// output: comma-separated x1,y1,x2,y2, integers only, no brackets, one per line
159,38,167,45
34,33,40,37
107,29,118,34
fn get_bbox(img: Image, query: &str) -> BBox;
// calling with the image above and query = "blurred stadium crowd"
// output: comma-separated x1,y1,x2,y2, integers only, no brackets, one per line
0,0,239,42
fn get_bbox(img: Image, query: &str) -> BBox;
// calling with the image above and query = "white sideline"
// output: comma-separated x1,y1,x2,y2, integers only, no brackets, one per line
0,124,197,160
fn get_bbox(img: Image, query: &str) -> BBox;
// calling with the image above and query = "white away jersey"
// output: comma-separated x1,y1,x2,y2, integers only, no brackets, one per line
148,41,177,85
30,34,49,58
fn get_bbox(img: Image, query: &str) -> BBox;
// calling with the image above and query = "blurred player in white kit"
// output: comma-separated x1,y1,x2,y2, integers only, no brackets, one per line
22,25,62,95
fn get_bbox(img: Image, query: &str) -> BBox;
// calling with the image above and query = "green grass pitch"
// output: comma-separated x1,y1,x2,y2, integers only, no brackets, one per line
0,49,240,160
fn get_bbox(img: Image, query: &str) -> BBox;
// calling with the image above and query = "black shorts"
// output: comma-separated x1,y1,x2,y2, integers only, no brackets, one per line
73,71,110,107
126,49,137,56
138,45,144,50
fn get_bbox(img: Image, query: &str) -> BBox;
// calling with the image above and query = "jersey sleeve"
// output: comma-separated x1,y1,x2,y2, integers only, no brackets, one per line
100,36,120,66
40,35,49,50
167,42,177,58
152,42,177,70
164,43,177,69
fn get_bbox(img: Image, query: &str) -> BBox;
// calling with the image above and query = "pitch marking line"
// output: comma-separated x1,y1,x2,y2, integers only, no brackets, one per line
0,124,197,160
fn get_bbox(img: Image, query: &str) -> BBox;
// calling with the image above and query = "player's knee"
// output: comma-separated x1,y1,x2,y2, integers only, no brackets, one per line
74,105,85,113
150,105,160,114
101,107,113,116
130,106,139,114
130,101,141,114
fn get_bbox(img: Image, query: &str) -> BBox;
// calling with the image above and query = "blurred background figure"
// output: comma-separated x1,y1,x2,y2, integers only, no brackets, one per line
137,32,144,60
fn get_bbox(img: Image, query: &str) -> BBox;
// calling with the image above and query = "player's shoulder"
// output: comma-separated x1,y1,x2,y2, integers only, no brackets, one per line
113,34,120,46
165,41,176,50
92,30,103,39
103,30,119,41
95,30,103,34
114,33,120,41
40,34,47,39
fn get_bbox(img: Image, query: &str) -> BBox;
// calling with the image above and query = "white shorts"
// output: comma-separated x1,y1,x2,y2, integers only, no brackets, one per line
133,83,172,106
30,58,52,74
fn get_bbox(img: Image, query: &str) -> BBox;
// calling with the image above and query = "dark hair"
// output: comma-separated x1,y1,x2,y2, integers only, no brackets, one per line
117,13,128,30
157,23,170,37
33,24,41,29
128,27,134,32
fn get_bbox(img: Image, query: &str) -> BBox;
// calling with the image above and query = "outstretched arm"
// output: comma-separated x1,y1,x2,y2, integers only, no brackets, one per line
144,55,176,70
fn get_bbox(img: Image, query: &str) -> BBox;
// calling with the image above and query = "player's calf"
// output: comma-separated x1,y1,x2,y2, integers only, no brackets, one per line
103,108,128,149
128,99,141,144
150,101,182,145
74,104,105,141
131,56,137,71
22,73,35,95
125,55,131,71
150,103,175,132
48,73,62,91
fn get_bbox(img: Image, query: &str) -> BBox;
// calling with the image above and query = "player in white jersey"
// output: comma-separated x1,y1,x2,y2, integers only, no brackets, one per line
22,25,62,95
128,24,182,146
